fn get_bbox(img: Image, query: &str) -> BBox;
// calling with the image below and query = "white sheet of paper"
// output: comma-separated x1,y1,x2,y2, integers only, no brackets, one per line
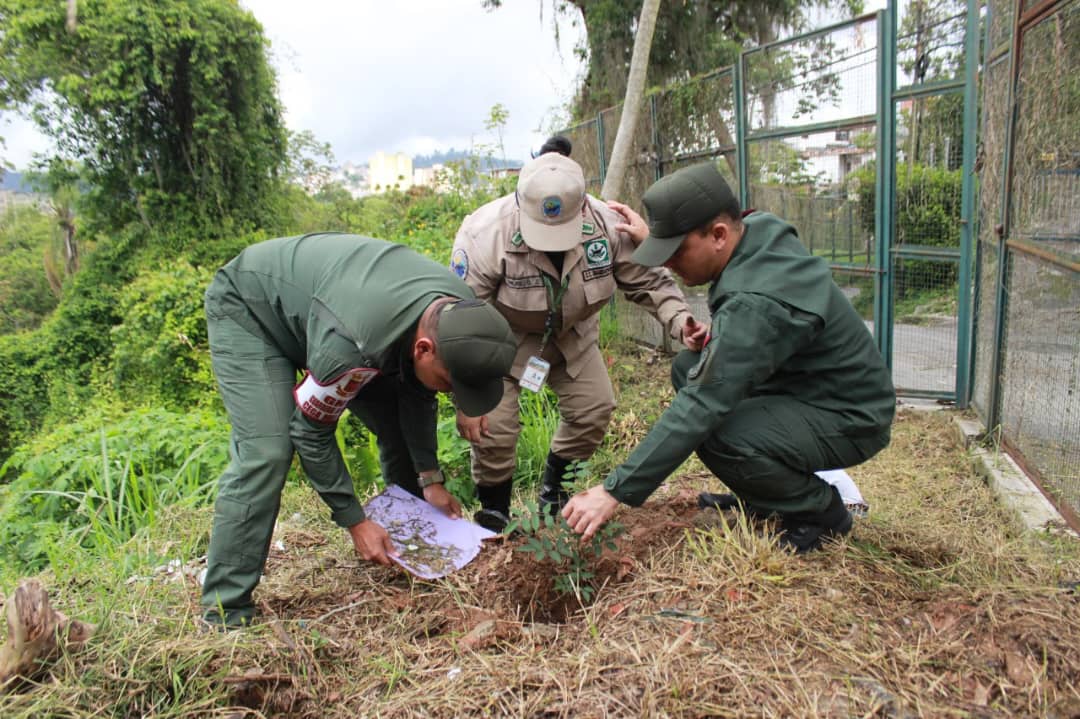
363,484,495,579
815,468,866,507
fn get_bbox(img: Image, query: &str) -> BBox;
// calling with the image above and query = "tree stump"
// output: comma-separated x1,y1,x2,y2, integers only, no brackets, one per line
0,579,95,690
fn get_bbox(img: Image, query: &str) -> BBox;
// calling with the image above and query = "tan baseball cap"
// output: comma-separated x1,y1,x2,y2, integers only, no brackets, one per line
515,153,586,252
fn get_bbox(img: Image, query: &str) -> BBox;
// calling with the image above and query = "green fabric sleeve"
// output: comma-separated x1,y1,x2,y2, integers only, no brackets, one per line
604,293,821,506
289,408,365,527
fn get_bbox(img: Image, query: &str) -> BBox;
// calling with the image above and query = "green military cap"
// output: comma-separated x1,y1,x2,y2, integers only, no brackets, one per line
437,299,516,417
632,162,741,267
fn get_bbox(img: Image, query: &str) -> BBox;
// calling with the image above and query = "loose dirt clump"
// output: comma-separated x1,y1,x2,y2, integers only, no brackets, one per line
461,488,703,624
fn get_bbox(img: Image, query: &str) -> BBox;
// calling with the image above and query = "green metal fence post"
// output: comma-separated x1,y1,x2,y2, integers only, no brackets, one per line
596,112,607,186
734,51,750,209
987,0,1025,432
874,6,897,365
955,0,980,409
650,94,663,181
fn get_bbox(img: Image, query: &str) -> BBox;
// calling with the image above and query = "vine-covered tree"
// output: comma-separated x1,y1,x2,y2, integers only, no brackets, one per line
484,0,861,118
0,0,287,236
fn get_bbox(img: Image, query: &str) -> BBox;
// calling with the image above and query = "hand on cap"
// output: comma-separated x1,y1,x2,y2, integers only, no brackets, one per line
456,409,492,444
348,519,398,566
681,315,709,352
606,200,648,246
423,483,462,519
562,485,619,542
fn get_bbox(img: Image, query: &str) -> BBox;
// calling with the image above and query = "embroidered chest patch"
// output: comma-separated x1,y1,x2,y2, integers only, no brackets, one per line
294,368,380,423
584,238,611,268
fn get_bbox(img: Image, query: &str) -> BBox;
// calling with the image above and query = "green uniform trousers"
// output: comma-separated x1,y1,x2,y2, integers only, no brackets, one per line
671,350,889,515
470,336,615,487
201,314,421,625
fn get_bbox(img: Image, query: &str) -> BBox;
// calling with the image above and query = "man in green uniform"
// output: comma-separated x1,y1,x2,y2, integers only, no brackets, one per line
201,233,516,627
563,163,895,552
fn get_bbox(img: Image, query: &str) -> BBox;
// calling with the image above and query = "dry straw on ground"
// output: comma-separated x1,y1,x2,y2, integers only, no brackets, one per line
2,367,1079,717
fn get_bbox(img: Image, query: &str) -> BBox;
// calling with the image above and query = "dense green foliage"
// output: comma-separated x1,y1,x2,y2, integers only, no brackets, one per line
851,161,962,295
0,407,229,570
109,261,216,408
0,206,58,332
0,0,287,236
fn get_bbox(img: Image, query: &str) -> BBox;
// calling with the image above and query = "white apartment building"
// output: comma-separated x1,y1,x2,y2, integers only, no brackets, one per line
368,151,413,192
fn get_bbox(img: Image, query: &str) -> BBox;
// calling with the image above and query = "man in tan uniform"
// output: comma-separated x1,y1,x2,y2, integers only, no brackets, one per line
450,138,706,531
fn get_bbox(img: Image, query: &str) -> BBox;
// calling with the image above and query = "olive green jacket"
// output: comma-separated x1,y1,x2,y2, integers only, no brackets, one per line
206,233,472,526
604,212,895,506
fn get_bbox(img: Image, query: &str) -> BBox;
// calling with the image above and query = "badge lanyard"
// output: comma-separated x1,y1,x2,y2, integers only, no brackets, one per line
519,272,569,393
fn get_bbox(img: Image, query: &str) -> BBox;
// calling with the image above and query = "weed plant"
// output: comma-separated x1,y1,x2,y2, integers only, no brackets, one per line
507,502,623,603
0,407,228,573
513,387,559,490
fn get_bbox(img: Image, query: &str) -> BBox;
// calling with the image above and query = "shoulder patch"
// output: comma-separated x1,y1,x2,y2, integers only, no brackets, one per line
450,248,469,279
687,344,713,382
581,221,595,235
294,368,380,424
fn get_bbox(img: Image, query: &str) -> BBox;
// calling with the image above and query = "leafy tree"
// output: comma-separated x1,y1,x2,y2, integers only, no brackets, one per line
0,0,287,238
484,0,861,118
285,129,337,196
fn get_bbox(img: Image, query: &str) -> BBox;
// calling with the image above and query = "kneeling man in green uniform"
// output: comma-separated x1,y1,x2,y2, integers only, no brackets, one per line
201,233,516,627
564,163,895,552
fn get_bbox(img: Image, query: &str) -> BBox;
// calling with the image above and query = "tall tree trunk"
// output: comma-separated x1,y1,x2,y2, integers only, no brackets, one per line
66,0,77,32
600,0,662,201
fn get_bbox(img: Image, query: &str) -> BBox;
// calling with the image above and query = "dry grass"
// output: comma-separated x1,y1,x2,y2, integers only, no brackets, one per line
2,346,1080,718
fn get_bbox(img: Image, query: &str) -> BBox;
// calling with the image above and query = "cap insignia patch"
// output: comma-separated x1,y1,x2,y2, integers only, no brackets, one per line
541,196,562,218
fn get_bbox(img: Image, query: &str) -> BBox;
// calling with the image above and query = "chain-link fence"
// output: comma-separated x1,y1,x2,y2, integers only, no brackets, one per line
562,0,1078,526
974,0,1080,525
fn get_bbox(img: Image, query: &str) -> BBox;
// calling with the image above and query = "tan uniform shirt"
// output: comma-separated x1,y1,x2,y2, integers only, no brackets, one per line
451,194,692,378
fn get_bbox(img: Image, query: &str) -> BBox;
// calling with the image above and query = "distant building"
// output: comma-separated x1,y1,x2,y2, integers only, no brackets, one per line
412,163,443,189
332,161,371,198
369,151,413,193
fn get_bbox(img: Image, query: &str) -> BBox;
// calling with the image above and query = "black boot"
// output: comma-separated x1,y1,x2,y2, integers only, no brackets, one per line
778,486,853,554
538,451,574,515
473,482,512,533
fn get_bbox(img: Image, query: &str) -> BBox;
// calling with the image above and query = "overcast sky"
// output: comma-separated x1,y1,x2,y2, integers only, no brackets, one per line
0,0,586,170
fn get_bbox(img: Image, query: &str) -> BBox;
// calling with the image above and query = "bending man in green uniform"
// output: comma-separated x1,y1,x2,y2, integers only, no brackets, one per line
563,163,896,552
201,233,516,627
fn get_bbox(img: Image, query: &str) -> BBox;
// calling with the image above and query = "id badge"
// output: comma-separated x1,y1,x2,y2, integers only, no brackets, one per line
519,355,551,393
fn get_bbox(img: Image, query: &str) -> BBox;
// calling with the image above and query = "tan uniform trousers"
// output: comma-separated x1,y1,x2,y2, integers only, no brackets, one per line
471,333,614,487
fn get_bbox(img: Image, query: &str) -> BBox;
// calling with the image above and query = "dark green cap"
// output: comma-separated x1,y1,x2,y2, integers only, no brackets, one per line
437,299,516,417
632,162,741,267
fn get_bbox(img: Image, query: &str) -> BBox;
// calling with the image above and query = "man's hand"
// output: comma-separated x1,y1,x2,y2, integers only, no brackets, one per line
681,315,709,352
456,409,491,444
606,200,648,245
422,483,462,519
562,485,620,542
347,519,398,566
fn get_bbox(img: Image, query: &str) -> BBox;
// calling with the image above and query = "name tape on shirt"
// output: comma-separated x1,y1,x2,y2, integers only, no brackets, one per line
294,368,380,423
